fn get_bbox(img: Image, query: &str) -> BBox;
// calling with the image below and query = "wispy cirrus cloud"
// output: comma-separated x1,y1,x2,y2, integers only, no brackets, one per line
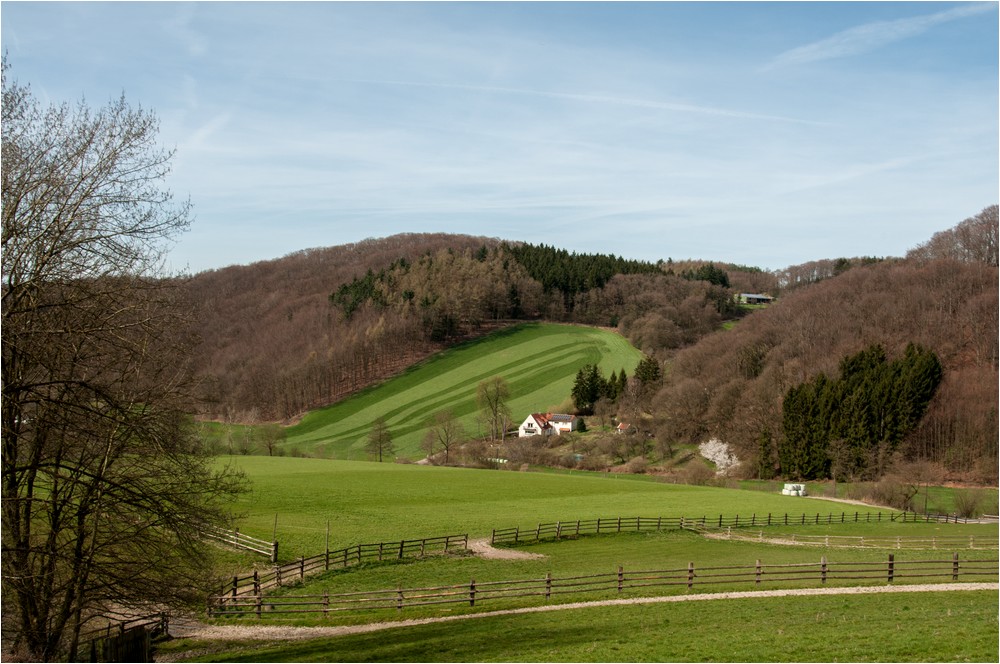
339,78,831,126
765,2,995,69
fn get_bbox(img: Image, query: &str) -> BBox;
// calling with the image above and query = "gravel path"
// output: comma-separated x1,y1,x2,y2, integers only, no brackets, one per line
466,538,546,560
164,582,997,651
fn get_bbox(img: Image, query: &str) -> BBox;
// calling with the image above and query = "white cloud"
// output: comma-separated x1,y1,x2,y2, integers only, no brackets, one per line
765,2,995,69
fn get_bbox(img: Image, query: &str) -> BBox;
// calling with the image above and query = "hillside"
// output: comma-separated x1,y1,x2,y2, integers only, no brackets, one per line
653,206,998,482
278,323,643,460
184,235,732,421
183,207,997,481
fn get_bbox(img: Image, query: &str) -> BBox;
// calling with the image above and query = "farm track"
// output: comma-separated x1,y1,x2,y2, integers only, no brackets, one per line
160,582,998,660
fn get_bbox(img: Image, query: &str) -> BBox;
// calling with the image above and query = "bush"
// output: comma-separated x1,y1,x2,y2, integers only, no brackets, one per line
953,489,987,518
624,456,648,474
867,478,915,511
677,462,714,486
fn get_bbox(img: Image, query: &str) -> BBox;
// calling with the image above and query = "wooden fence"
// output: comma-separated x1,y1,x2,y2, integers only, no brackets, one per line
217,534,468,602
77,614,168,663
208,553,998,618
203,526,278,561
705,529,999,550
488,511,982,546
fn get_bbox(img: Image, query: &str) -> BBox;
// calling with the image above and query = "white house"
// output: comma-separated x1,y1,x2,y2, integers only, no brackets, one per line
518,413,580,438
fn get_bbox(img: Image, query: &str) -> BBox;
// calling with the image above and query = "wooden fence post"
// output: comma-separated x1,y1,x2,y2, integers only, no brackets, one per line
398,540,405,560
618,566,624,593
397,585,403,611
491,529,496,546
271,541,278,564
323,592,329,616
231,576,238,602
952,553,960,581
469,579,476,607
546,572,553,600
887,554,895,583
556,521,562,539
687,562,695,589
755,559,762,586
253,570,260,597
820,556,827,584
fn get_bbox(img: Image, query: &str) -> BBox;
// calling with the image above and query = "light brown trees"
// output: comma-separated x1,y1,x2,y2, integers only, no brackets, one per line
421,409,464,464
365,417,395,462
477,376,512,441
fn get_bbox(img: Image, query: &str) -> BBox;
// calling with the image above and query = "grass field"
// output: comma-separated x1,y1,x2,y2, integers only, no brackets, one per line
166,590,998,662
184,456,997,662
222,455,904,558
276,323,643,460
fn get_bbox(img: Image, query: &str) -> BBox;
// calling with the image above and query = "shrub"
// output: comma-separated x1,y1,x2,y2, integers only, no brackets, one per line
624,456,648,474
953,489,987,518
678,462,714,486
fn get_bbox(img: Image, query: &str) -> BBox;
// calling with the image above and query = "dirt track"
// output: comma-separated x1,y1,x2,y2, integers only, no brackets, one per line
164,582,997,651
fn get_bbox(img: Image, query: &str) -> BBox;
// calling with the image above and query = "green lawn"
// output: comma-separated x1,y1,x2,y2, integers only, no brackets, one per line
279,323,644,460
165,590,998,662
223,456,894,558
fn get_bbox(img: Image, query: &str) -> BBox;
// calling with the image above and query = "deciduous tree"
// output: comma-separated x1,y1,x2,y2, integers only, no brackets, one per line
366,417,395,462
1,63,244,661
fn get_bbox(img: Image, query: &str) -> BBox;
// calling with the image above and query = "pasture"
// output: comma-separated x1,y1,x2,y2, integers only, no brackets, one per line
221,455,899,558
183,456,998,662
278,322,644,460
165,590,998,662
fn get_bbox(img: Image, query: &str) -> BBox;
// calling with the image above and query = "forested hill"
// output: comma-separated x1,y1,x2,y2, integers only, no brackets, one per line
185,234,742,421
183,206,997,482
652,206,998,482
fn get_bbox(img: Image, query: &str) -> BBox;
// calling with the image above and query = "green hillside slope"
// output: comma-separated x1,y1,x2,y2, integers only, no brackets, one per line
282,323,644,460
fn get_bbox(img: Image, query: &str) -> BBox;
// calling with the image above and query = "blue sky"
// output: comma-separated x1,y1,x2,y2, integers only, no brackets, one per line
2,1,997,273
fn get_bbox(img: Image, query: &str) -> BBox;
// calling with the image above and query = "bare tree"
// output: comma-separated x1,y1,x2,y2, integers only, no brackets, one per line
1,63,245,661
366,417,395,462
421,409,464,464
477,376,511,441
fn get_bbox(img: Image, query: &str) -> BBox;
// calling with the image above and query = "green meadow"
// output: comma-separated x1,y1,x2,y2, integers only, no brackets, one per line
220,455,977,560
166,590,998,663
181,456,997,662
279,323,644,460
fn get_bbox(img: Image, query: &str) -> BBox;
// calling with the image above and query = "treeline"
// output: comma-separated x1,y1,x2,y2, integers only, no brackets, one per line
652,206,998,480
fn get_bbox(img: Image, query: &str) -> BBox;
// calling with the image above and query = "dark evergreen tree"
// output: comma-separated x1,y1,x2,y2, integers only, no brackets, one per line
779,344,943,480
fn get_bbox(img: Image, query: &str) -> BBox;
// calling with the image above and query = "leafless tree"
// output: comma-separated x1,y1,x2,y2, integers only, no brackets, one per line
1,63,245,661
421,409,464,464
477,376,511,441
365,417,395,462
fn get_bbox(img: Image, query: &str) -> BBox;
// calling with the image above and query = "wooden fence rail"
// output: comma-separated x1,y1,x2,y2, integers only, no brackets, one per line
488,511,984,546
208,553,998,618
218,534,468,601
708,530,999,550
76,613,168,663
203,526,278,561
